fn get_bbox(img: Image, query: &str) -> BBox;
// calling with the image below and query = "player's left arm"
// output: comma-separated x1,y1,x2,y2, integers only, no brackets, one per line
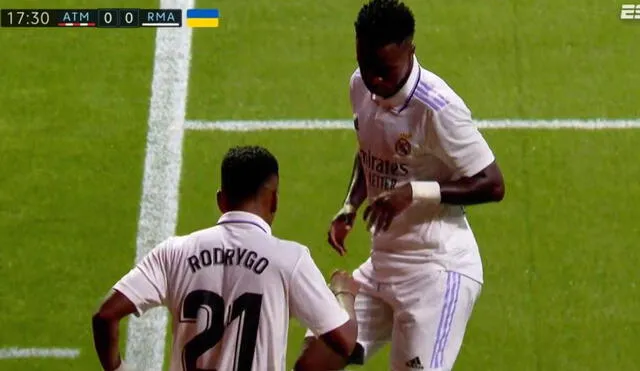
425,102,505,205
437,161,504,205
363,103,505,233
92,240,171,371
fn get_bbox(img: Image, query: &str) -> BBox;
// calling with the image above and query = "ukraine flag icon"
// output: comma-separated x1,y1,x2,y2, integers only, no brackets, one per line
186,9,219,28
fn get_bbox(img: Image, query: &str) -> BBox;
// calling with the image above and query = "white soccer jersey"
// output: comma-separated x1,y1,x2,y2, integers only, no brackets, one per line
113,211,349,371
350,56,495,284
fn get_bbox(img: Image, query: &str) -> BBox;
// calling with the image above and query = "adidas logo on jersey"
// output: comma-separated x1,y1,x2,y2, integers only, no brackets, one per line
405,356,424,369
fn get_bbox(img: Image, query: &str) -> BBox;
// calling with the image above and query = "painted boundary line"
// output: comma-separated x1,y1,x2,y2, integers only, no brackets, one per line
185,119,640,131
0,348,80,359
125,0,193,370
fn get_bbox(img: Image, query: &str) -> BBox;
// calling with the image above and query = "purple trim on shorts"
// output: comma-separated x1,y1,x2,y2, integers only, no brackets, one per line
430,272,454,368
433,272,461,368
216,220,268,234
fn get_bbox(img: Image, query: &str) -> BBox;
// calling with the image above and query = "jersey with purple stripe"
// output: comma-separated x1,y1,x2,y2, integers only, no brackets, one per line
414,81,450,112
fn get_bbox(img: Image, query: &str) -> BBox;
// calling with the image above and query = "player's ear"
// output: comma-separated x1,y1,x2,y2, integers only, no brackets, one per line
216,189,228,213
402,40,415,59
270,187,278,215
266,174,278,215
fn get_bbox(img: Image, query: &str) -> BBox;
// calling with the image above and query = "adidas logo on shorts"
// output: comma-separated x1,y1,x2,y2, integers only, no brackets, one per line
405,356,424,369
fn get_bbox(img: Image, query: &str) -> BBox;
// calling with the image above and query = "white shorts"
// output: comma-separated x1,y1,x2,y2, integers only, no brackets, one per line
306,268,481,371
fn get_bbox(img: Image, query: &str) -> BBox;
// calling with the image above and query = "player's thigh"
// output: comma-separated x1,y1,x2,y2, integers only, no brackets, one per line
349,286,394,365
302,274,393,365
342,268,393,365
390,271,481,371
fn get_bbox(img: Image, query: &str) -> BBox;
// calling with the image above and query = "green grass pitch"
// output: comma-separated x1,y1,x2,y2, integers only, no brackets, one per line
1,0,639,370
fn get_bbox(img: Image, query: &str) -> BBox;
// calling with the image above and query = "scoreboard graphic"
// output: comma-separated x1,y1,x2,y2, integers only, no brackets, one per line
0,8,220,28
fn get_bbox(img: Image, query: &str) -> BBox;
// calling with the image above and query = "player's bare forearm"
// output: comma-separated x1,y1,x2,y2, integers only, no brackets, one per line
344,153,367,210
295,274,359,371
328,155,365,253
91,314,122,370
439,161,505,205
296,295,357,371
92,290,137,371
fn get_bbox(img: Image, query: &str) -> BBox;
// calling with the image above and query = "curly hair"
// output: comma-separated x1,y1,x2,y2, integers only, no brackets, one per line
355,0,415,47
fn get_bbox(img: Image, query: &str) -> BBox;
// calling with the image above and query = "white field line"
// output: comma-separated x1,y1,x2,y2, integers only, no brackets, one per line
184,119,640,131
0,347,80,359
125,0,193,370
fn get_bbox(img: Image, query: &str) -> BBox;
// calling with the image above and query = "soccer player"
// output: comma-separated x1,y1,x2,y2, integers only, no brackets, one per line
304,0,506,370
92,145,360,371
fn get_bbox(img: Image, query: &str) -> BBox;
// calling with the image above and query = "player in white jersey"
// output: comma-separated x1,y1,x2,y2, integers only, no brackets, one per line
92,145,360,371
302,1,506,370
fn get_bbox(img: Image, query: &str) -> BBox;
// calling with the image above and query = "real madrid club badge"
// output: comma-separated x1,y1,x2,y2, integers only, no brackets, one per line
395,133,412,156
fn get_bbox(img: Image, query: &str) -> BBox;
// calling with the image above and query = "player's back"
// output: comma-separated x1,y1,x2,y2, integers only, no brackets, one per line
162,212,305,371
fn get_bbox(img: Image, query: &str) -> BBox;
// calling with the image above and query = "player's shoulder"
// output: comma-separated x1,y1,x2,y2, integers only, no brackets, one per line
155,226,218,255
413,66,469,114
273,237,310,257
350,67,362,85
154,235,189,251
349,67,365,93
175,226,215,245
269,237,315,268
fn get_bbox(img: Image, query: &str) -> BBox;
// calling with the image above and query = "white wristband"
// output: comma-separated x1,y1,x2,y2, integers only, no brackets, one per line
410,181,441,203
334,203,355,218
341,204,356,214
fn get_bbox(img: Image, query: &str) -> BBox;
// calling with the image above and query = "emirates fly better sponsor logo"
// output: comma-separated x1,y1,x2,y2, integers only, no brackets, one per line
621,4,640,19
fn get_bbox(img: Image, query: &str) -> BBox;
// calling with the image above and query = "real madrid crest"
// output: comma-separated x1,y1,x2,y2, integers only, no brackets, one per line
395,133,412,156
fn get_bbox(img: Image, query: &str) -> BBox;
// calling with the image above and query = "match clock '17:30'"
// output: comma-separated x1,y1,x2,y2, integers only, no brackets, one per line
1,9,56,27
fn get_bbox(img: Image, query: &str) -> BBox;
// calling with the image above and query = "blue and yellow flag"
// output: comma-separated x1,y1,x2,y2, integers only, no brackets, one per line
186,9,219,28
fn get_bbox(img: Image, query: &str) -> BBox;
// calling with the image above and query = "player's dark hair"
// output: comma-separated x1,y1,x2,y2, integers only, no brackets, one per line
355,0,415,47
221,145,279,207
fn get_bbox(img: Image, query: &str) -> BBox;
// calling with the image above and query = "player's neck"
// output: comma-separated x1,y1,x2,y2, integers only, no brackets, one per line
396,58,414,93
381,58,414,100
228,203,273,226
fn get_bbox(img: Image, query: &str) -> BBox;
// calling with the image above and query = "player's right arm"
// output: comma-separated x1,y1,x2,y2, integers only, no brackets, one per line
328,70,368,255
289,249,359,370
92,239,171,370
344,151,368,211
92,290,137,371
328,152,367,255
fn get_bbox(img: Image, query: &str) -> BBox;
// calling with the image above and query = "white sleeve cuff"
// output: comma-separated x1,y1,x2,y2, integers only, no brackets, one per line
410,181,441,203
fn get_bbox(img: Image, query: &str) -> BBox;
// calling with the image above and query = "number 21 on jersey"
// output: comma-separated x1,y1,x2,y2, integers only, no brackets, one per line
180,290,263,371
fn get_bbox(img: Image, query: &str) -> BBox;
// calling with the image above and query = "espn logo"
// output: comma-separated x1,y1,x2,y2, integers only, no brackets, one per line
621,4,640,19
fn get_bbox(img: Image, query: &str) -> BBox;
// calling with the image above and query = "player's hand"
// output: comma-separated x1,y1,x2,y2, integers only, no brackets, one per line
329,270,360,297
327,205,356,256
363,183,413,235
